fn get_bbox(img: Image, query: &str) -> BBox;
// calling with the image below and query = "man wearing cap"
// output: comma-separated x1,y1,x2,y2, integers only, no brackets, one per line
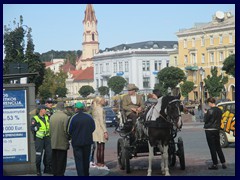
43,97,55,172
122,84,145,129
67,102,95,176
45,98,55,118
31,105,52,176
50,102,70,176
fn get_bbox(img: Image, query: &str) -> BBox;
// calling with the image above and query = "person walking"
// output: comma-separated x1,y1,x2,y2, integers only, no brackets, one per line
92,97,109,168
50,102,70,176
67,102,95,176
31,105,52,176
204,97,227,170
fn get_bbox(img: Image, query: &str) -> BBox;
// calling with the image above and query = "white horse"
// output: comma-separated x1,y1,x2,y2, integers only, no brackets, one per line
136,95,182,176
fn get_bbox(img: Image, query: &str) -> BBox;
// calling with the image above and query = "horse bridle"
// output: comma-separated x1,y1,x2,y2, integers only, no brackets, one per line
160,99,182,126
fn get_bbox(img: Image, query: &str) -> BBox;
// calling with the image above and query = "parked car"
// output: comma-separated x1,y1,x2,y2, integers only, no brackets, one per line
103,107,118,127
217,101,235,148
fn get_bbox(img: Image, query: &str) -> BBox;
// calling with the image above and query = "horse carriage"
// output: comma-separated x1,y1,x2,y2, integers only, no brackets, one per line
115,95,185,176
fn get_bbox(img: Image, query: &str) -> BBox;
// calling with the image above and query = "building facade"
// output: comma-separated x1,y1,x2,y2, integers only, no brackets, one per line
66,4,96,98
176,11,235,101
93,41,178,95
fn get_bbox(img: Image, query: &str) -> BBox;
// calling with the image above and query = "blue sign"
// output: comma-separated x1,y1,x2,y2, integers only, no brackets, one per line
152,71,158,75
3,89,28,163
116,71,124,76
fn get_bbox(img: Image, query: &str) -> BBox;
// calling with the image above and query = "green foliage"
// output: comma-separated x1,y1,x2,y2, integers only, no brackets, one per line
98,86,109,96
3,16,45,94
4,16,25,75
204,66,228,98
222,54,235,78
79,85,95,98
157,67,186,94
55,87,68,98
39,50,82,66
180,81,195,98
108,76,127,95
38,69,68,99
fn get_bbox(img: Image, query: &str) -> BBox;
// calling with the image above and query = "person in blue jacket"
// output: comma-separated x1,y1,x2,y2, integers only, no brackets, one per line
67,102,95,176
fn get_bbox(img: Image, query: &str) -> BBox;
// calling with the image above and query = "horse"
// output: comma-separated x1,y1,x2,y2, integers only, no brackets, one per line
136,94,182,176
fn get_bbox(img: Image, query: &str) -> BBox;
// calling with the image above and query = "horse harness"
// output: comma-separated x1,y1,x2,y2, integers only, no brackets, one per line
144,99,181,129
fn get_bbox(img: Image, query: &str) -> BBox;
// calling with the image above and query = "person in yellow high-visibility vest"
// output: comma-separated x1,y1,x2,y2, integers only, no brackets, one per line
31,105,52,176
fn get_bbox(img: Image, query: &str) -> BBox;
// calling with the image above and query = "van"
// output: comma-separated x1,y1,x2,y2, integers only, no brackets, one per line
217,101,235,148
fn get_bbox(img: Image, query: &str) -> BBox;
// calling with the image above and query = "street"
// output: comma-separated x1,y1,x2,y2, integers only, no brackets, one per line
65,122,235,176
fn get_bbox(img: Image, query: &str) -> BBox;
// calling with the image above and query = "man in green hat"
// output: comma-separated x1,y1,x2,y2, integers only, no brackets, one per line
67,102,95,176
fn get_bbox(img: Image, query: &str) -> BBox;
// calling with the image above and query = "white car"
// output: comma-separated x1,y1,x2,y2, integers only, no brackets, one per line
217,101,235,148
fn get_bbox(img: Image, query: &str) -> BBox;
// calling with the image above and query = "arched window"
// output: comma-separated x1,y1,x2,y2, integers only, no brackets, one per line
92,34,95,41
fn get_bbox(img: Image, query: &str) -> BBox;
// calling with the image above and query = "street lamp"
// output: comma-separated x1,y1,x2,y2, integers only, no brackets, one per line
199,67,205,105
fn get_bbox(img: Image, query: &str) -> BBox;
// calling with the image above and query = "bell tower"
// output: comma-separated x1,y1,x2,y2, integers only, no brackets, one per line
76,4,99,70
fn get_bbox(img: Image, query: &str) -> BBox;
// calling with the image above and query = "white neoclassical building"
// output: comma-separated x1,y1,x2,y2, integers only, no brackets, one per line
93,41,178,95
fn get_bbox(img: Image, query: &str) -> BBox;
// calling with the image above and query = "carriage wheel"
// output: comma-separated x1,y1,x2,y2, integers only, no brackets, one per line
168,139,176,167
124,137,131,173
117,138,125,170
177,137,185,170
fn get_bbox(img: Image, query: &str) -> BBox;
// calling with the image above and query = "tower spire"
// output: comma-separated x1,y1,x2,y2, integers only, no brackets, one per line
83,4,97,23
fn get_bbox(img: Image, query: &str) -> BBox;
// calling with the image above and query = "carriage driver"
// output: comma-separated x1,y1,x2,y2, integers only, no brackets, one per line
122,84,145,130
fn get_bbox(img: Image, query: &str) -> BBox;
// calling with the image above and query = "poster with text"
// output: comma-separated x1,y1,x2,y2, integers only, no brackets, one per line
3,89,28,163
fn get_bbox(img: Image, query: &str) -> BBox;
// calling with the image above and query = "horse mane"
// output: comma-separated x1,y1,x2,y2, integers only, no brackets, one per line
160,95,179,116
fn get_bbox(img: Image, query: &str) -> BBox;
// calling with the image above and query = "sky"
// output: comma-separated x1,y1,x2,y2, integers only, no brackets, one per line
3,4,235,54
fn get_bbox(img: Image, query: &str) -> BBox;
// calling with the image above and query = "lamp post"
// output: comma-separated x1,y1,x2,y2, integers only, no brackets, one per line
199,67,205,105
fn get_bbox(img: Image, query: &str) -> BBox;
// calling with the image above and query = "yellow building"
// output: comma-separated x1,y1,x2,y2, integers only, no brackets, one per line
175,11,235,101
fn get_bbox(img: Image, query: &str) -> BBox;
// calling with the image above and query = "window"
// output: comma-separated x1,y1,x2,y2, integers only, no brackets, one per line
95,64,98,74
166,61,169,67
191,53,196,64
125,61,129,72
219,34,223,44
142,61,150,71
174,56,178,66
210,35,214,45
154,60,161,71
92,34,95,41
119,62,123,71
184,55,188,64
143,77,150,88
219,52,224,62
101,79,103,86
201,53,205,63
210,52,214,62
113,62,117,73
183,39,187,48
229,33,233,43
192,37,195,47
106,63,110,72
201,36,205,46
100,64,103,73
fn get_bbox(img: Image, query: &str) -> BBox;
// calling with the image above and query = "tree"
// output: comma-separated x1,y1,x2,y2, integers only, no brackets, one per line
38,69,68,99
222,54,235,78
3,16,45,94
108,76,127,95
156,67,186,95
3,16,25,76
204,66,228,98
38,69,56,99
55,87,68,98
25,27,45,94
98,86,109,96
180,81,195,99
79,85,95,98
